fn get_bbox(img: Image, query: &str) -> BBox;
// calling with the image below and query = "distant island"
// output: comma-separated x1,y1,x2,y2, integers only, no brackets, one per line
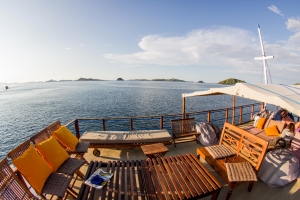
117,78,124,81
129,79,149,81
46,79,73,82
218,78,245,85
151,78,185,82
77,78,103,81
198,80,204,83
295,83,300,85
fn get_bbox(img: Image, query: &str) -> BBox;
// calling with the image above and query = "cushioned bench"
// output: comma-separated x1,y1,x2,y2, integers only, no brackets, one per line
79,130,172,156
243,119,285,146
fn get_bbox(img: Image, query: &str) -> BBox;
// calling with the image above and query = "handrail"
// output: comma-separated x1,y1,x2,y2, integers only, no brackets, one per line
66,103,262,138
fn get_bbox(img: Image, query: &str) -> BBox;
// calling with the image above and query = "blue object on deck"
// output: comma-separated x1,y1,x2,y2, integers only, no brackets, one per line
91,175,103,185
273,109,295,121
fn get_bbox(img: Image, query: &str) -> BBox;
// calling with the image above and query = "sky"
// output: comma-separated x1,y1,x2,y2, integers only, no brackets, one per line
0,1,300,84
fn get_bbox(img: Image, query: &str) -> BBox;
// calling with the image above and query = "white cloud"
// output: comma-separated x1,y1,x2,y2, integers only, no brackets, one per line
66,47,72,50
268,5,284,16
104,26,258,71
103,26,300,80
286,17,300,32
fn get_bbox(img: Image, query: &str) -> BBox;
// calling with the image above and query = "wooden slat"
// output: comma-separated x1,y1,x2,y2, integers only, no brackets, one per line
147,159,166,200
77,161,94,200
120,161,126,199
173,156,198,197
188,154,222,189
160,157,185,200
156,158,177,200
126,161,131,199
130,160,138,200
113,161,120,200
186,154,220,191
177,155,205,196
141,160,157,200
99,161,110,200
88,162,103,200
136,161,146,200
107,162,116,200
166,156,191,199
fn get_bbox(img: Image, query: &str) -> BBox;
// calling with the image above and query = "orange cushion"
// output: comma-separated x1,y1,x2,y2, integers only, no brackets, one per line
35,136,70,172
52,125,78,151
264,125,280,136
12,145,52,194
256,118,267,129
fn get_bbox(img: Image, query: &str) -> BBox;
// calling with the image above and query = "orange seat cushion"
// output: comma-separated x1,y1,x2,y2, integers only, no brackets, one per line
264,125,280,136
256,118,267,129
52,125,79,151
35,136,70,172
12,145,52,194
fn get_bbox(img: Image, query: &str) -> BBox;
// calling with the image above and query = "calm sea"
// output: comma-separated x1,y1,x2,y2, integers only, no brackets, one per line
0,81,257,159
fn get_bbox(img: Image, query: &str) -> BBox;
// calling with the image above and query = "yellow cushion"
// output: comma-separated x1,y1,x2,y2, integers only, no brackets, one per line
256,118,267,129
52,125,78,151
35,136,69,172
264,125,280,136
12,145,52,194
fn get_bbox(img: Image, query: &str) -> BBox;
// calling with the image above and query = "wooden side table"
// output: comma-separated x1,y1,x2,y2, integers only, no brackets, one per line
141,143,169,159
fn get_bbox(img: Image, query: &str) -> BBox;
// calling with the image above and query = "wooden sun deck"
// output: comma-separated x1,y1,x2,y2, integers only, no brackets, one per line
63,140,300,200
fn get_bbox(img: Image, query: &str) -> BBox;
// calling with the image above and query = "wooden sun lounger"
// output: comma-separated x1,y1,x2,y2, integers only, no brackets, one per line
79,129,173,156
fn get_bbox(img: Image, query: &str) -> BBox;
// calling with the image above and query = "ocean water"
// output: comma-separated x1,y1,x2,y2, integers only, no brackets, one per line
0,81,257,159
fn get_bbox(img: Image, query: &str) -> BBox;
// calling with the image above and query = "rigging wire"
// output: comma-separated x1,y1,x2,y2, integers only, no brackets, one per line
266,61,273,84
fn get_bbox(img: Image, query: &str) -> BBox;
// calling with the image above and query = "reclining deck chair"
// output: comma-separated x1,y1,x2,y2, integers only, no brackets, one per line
170,118,200,147
30,127,86,180
7,140,77,199
0,157,34,200
47,120,89,164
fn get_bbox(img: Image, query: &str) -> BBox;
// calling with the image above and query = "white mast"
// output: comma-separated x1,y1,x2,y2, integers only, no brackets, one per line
254,24,274,84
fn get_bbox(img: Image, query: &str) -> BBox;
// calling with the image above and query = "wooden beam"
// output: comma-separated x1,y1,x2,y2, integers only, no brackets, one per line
75,119,80,138
130,118,133,131
232,95,236,124
102,119,106,131
250,104,254,120
160,116,164,130
207,111,211,122
239,106,243,124
182,97,186,119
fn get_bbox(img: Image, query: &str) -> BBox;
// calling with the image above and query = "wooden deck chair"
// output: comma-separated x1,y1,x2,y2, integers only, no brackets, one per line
30,128,85,181
0,157,34,200
170,118,200,147
47,120,89,164
7,140,77,199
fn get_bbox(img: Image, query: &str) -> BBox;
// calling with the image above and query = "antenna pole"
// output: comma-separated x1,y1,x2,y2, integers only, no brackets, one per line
254,24,274,85
257,25,268,84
